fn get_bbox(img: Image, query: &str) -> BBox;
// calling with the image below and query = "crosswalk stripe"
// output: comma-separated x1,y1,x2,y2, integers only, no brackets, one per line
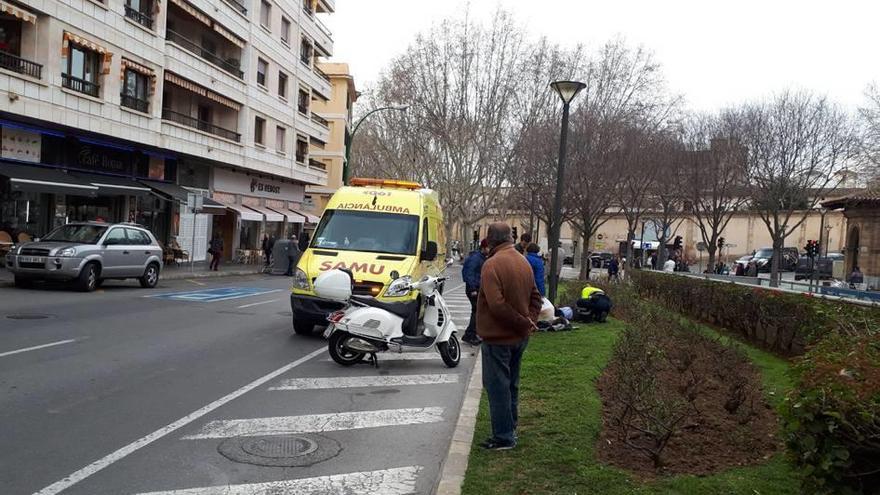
181,407,445,439
269,374,460,390
133,466,422,495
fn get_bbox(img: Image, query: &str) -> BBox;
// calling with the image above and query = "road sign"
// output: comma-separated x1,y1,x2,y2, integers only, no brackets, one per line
696,241,706,252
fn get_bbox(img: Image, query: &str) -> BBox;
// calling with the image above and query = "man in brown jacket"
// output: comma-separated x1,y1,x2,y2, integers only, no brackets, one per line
477,222,543,450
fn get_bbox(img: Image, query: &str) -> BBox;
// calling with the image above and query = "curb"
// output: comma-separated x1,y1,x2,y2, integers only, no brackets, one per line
161,269,267,281
435,349,482,495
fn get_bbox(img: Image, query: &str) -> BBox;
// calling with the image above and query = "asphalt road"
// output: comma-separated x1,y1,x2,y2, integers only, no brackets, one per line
0,269,475,495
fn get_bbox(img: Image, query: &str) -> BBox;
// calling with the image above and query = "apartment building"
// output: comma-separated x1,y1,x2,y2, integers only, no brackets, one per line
0,0,334,261
305,61,355,217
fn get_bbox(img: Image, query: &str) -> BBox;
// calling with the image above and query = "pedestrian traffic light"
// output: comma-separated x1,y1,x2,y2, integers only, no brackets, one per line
473,229,479,243
805,240,820,258
512,226,518,240
717,236,725,250
673,236,683,250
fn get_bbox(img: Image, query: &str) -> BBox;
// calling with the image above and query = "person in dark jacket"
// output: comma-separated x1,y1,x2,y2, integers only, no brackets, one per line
285,235,300,276
461,239,489,346
477,222,543,451
525,243,545,296
298,231,310,253
208,234,223,271
608,256,620,281
261,235,270,265
514,232,532,255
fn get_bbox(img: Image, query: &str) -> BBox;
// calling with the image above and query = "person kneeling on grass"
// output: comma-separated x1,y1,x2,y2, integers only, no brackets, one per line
575,284,612,323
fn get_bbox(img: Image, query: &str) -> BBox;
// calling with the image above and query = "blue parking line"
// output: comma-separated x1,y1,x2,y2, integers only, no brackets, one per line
149,287,282,303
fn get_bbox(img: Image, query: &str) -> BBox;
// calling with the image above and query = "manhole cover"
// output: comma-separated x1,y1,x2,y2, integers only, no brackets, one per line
6,314,51,320
218,434,342,467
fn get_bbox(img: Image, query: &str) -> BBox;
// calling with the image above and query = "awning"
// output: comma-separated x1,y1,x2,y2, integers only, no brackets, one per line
0,1,36,24
221,202,263,222
200,196,226,214
168,0,211,26
213,23,244,48
246,205,284,223
0,162,98,197
289,208,320,224
269,206,302,224
139,180,192,202
164,72,242,111
71,172,152,196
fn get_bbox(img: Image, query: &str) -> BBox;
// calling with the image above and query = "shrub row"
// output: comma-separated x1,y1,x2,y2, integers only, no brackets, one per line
564,272,880,494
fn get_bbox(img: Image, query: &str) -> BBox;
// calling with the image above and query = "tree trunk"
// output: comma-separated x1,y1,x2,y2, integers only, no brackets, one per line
657,236,668,269
626,228,636,268
579,232,591,280
770,236,783,288
706,245,717,273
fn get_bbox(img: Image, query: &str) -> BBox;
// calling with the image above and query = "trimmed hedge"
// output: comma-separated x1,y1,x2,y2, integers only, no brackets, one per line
625,271,880,356
565,272,880,494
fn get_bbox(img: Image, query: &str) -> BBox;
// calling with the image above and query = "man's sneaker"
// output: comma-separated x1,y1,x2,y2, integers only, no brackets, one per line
479,438,516,451
462,335,482,346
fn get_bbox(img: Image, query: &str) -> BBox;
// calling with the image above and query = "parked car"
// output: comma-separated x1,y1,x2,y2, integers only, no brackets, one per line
794,253,845,280
589,252,614,269
5,222,163,291
563,254,574,266
734,254,753,272
751,246,800,273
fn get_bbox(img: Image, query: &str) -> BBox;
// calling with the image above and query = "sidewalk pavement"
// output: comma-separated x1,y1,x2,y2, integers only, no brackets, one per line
0,262,270,285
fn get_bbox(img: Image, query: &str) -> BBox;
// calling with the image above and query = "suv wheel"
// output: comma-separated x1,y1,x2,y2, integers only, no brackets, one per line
76,262,100,292
139,263,160,289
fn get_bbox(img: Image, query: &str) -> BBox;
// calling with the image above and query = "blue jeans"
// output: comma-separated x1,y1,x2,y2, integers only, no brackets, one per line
482,339,528,444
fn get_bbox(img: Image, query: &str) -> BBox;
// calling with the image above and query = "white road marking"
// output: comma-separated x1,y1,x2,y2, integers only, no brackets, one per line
32,347,327,495
269,374,460,390
236,298,280,309
133,466,422,495
186,279,207,286
325,352,442,361
0,339,77,358
182,407,445,439
445,282,465,293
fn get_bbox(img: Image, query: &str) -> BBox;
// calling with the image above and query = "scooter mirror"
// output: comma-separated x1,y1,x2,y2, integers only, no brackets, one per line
390,270,400,280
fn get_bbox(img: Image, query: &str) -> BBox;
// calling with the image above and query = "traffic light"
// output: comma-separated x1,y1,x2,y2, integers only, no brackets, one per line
472,229,479,243
673,236,683,250
805,240,820,258
512,226,518,241
717,236,725,250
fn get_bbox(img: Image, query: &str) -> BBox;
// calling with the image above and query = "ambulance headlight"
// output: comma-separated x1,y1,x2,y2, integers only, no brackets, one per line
385,276,412,297
292,268,310,290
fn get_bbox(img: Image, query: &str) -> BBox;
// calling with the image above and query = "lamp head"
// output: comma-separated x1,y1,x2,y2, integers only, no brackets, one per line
550,80,587,105
392,104,410,111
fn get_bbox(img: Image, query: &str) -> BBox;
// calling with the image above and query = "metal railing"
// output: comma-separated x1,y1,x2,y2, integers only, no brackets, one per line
302,5,314,17
121,93,149,113
298,104,309,115
62,73,100,97
124,5,154,29
315,17,332,38
166,29,243,79
221,0,247,15
299,54,311,68
314,65,330,83
308,158,327,171
0,50,42,79
162,108,241,142
311,113,329,128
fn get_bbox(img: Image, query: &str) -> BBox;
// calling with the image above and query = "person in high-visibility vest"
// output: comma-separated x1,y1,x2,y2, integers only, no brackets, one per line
575,284,612,322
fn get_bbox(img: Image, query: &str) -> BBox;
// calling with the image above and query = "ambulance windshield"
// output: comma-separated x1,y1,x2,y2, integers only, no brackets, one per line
312,210,420,255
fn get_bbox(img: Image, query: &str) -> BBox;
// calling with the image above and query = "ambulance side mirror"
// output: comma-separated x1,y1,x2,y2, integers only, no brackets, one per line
422,241,438,262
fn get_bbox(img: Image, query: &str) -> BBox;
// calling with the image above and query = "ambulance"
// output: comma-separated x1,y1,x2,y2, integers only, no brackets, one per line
290,178,447,335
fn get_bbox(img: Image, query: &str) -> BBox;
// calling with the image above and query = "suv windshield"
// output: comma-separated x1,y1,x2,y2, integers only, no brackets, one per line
754,248,774,258
42,224,108,244
312,210,420,255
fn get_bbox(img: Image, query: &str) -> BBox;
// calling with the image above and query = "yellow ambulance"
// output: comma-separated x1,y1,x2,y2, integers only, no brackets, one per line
290,178,447,335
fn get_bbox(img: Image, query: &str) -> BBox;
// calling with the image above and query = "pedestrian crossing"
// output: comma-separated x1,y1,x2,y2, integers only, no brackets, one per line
114,285,473,495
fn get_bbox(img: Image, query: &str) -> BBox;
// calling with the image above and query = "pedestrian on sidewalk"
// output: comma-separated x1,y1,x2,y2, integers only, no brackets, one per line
461,239,489,346
477,222,543,451
285,234,300,276
261,235,270,266
298,231,310,253
525,242,545,296
209,234,223,271
608,255,620,281
514,232,531,255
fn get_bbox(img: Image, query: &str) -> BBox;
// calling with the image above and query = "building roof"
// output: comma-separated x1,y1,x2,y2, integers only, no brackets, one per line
821,187,880,209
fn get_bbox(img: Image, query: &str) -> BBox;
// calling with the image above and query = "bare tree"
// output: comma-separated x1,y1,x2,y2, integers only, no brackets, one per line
733,91,860,286
859,83,880,183
680,114,750,270
643,133,687,269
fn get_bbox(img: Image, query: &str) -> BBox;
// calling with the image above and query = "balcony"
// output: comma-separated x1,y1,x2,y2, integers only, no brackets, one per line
0,50,42,79
162,108,240,142
309,158,327,171
314,65,330,84
221,0,247,15
166,29,243,79
124,5,154,29
121,93,149,113
311,113,329,128
62,74,100,97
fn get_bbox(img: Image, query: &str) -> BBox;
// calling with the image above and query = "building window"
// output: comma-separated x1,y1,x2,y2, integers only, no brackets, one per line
296,137,308,163
254,116,266,145
0,15,23,56
62,44,101,97
300,37,312,66
297,87,309,115
124,0,154,29
260,0,271,29
121,69,149,112
278,71,287,98
276,126,286,153
280,17,291,45
302,0,313,16
256,58,267,87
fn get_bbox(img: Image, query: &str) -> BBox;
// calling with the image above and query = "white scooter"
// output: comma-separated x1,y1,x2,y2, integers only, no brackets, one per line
315,267,461,368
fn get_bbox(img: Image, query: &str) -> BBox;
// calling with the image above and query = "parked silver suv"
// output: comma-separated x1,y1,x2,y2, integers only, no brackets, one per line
5,222,163,291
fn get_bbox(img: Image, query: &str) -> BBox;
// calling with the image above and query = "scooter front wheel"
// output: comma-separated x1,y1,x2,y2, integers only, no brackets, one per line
438,333,461,368
328,331,365,366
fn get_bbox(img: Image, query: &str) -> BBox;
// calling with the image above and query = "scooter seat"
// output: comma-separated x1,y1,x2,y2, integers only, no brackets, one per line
351,296,418,319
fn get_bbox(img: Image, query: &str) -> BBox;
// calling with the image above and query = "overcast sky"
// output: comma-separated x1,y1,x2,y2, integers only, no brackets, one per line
324,0,879,112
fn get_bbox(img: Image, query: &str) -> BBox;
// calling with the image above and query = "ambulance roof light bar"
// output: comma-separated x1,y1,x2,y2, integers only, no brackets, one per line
350,177,423,190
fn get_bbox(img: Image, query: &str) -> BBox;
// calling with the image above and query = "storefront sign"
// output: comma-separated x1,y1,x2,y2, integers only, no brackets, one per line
77,144,127,173
213,168,304,203
1,127,41,163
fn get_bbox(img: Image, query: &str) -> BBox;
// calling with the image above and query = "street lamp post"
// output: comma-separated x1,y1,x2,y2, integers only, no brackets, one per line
342,105,408,185
548,81,586,303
